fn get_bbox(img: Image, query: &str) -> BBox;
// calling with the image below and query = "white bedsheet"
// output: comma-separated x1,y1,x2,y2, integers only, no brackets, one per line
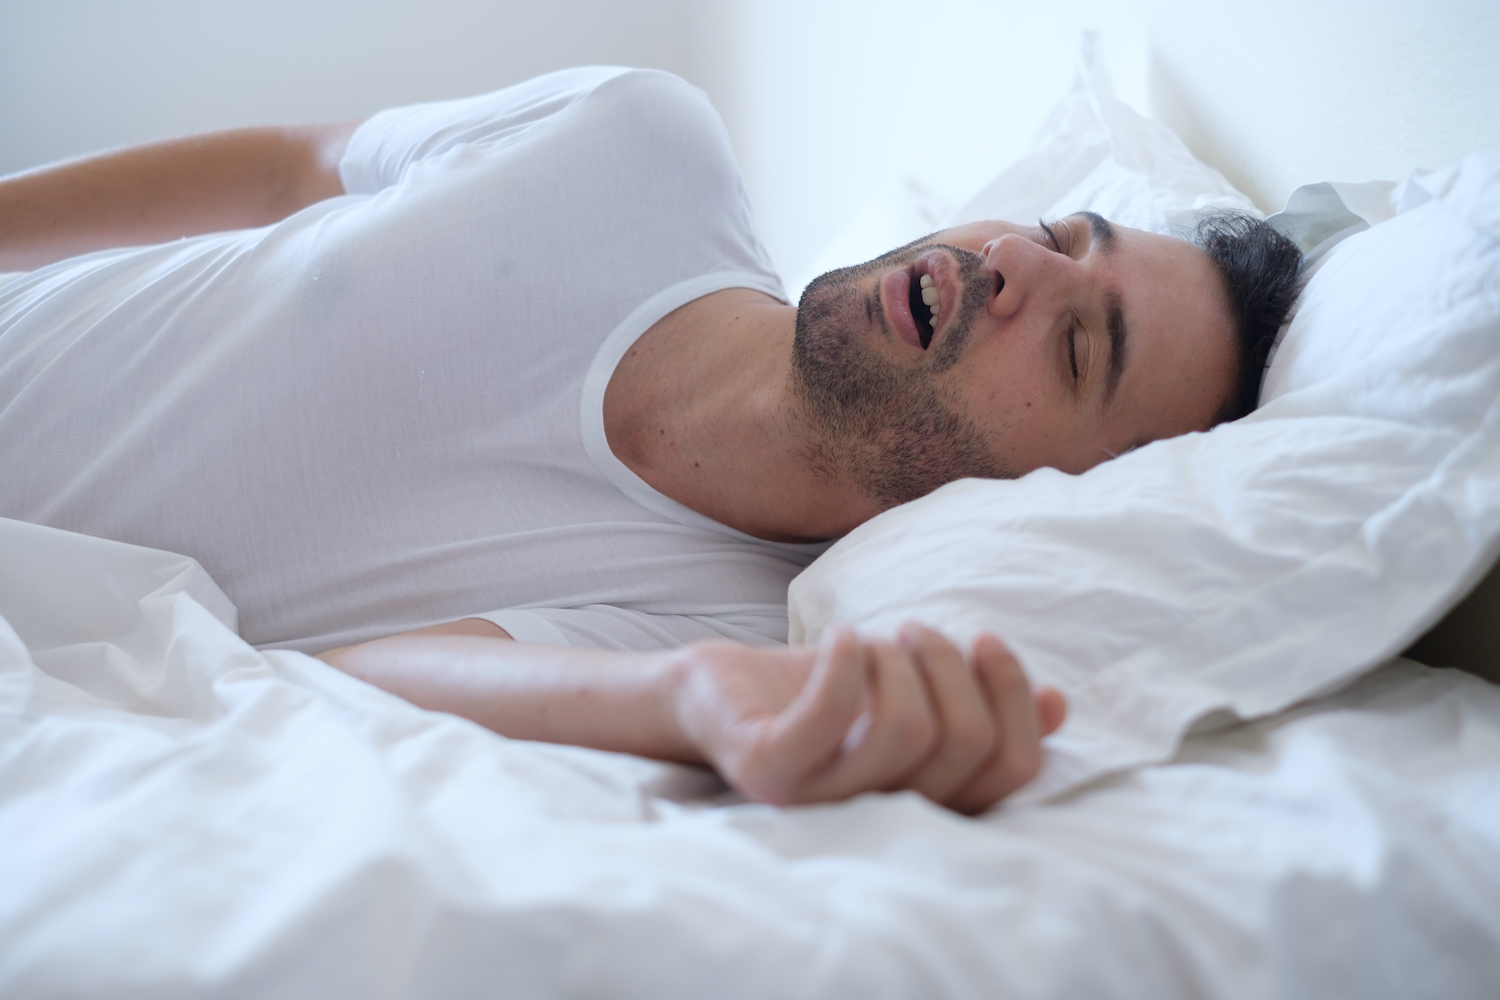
3,517,1499,998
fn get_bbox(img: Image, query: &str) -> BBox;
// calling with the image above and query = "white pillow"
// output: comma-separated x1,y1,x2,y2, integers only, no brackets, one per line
788,153,1500,805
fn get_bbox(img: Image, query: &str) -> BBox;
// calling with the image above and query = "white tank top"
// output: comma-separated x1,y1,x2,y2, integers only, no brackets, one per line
0,67,826,654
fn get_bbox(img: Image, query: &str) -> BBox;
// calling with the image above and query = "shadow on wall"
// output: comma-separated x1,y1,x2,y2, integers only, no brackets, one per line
0,0,705,177
1406,558,1500,686
1143,0,1500,215
1147,53,1270,212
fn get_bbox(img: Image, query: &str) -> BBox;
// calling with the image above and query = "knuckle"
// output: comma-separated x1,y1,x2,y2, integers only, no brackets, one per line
910,625,946,650
917,629,961,660
948,720,994,762
990,665,1031,701
976,637,1018,669
997,746,1042,790
976,631,1013,655
803,693,851,729
895,713,936,756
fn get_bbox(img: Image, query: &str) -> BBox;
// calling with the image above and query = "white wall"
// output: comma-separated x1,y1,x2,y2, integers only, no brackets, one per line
713,0,1500,278
5,0,1497,282
0,0,1143,283
0,0,703,170
1147,0,1500,213
716,0,1146,287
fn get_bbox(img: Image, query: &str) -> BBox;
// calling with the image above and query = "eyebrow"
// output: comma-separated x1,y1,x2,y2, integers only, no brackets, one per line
1074,212,1129,402
1105,292,1128,403
1081,211,1118,253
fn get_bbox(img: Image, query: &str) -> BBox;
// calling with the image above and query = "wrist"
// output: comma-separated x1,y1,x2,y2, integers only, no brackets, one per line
652,644,710,765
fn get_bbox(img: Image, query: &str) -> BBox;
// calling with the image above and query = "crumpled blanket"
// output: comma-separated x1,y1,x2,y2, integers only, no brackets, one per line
2,517,1498,999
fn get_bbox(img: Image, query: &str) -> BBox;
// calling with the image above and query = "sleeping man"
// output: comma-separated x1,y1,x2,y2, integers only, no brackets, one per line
0,68,1301,812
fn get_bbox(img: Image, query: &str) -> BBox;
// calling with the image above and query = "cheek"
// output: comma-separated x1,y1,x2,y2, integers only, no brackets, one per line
956,377,1059,468
966,379,1105,474
957,350,1053,422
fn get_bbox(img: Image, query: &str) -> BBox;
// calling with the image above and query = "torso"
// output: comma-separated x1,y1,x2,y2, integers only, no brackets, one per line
0,69,823,655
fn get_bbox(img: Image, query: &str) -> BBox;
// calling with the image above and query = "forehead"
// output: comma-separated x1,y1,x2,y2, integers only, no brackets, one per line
1109,227,1235,440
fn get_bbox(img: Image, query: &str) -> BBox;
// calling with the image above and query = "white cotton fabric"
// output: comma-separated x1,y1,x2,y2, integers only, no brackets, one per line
0,67,820,656
3,516,1499,998
789,153,1500,803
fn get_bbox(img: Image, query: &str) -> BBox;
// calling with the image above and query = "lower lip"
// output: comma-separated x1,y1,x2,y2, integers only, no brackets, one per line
880,269,924,349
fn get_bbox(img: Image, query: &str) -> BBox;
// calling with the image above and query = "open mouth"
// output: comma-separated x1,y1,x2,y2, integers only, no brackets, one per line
908,273,936,349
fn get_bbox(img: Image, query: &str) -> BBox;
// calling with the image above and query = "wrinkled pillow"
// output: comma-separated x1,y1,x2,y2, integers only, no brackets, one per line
788,153,1500,804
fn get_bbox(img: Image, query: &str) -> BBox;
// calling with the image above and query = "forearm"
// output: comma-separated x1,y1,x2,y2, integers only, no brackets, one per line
318,623,1066,811
319,634,703,764
0,122,358,271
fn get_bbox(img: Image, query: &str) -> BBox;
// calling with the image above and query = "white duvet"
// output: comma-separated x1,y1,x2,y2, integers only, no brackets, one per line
2,516,1499,999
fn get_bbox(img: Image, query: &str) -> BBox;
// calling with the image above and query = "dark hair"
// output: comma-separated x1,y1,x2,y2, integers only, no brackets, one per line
1193,211,1304,424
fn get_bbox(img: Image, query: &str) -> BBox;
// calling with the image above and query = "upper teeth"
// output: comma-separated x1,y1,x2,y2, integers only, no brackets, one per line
920,273,939,324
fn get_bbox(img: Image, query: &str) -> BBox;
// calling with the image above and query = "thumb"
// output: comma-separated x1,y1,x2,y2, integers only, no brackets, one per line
764,627,869,781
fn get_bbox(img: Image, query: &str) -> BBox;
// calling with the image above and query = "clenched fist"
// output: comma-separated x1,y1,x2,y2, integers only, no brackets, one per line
668,625,1067,813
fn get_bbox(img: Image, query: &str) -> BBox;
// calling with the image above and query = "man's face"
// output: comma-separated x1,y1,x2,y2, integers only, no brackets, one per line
790,213,1236,510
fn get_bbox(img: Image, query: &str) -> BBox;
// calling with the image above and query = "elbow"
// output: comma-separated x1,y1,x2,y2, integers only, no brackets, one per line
314,642,356,672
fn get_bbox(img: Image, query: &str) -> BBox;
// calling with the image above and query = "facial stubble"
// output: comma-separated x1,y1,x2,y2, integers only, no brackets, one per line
790,242,1017,511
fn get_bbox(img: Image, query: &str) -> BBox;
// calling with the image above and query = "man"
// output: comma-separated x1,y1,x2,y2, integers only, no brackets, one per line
0,68,1301,813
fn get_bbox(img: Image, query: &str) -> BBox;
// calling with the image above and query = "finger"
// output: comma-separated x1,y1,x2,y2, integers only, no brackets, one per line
892,624,997,803
737,627,867,803
950,633,1046,814
1036,687,1068,736
803,638,936,802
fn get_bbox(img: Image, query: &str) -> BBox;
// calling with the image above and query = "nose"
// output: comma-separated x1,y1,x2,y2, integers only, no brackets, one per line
980,233,1074,321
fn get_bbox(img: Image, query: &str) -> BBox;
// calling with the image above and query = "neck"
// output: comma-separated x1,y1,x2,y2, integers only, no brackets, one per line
603,288,877,542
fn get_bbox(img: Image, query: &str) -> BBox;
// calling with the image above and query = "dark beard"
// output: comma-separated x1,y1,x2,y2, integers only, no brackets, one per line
790,242,1016,512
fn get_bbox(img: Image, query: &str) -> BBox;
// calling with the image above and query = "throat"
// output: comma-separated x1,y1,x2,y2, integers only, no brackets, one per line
602,287,814,539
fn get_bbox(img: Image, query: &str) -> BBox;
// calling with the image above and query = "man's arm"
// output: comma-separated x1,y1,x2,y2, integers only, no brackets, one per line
319,620,1067,813
0,122,360,271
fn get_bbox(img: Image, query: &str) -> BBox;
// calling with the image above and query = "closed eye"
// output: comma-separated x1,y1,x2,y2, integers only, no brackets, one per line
1039,218,1063,253
1067,322,1079,382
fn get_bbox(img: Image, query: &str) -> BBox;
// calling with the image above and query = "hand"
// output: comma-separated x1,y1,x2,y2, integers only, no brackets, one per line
668,625,1066,814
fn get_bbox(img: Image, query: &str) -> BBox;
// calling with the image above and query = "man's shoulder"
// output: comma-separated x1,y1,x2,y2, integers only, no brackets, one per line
493,65,701,117
573,68,727,147
583,68,714,111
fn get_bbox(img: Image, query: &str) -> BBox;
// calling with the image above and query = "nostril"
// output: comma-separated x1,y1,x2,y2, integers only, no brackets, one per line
994,272,1005,296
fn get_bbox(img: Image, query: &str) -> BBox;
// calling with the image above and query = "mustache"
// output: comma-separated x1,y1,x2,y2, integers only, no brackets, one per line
789,240,1016,509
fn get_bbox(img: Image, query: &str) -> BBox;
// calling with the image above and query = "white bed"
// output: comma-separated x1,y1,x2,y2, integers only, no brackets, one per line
5,13,1500,1000
4,517,1499,998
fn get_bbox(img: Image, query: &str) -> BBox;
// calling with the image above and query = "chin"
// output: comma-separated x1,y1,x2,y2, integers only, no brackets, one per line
792,264,876,376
